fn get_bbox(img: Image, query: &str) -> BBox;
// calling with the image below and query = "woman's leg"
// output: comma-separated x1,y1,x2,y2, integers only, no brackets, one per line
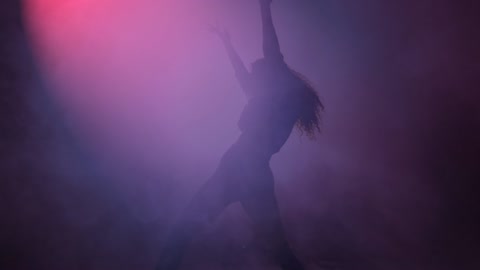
240,168,305,270
156,170,235,270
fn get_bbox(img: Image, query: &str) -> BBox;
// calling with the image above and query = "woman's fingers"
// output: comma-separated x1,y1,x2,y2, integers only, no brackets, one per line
260,0,273,6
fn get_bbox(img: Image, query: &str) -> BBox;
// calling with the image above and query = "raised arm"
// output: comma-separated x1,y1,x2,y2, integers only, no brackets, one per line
210,26,251,94
259,0,284,62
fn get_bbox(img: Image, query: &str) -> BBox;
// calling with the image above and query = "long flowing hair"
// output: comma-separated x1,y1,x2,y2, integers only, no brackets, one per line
251,59,324,138
290,68,324,138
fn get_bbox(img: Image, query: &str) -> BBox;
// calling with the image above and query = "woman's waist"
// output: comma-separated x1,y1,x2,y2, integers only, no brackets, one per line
231,131,282,157
237,120,294,150
223,133,269,158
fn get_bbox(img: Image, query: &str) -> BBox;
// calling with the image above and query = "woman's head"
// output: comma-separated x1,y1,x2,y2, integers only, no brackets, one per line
250,59,324,138
290,68,324,138
251,58,272,78
251,58,287,77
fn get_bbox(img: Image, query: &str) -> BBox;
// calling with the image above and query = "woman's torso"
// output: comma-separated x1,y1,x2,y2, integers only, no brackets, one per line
235,65,304,159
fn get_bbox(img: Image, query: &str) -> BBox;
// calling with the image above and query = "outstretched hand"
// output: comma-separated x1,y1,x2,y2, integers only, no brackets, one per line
259,0,273,6
208,23,230,43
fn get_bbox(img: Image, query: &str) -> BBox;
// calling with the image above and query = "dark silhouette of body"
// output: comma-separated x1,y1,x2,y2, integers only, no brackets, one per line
156,0,323,269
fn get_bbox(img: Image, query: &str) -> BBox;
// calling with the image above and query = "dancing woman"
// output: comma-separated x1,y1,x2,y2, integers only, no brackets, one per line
157,0,324,269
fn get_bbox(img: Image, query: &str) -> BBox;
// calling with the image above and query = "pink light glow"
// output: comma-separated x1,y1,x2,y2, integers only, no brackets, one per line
24,0,262,167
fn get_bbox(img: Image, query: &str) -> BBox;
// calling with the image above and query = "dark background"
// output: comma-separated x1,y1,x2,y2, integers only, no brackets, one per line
1,0,479,269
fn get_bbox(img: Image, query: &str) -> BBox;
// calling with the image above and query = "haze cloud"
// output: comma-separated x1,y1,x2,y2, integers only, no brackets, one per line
0,0,478,269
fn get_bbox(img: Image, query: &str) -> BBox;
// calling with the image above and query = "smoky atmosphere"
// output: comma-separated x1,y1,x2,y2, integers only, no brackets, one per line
1,0,479,269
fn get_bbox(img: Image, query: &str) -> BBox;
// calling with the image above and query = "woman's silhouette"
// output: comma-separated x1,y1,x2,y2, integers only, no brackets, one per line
157,0,324,269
